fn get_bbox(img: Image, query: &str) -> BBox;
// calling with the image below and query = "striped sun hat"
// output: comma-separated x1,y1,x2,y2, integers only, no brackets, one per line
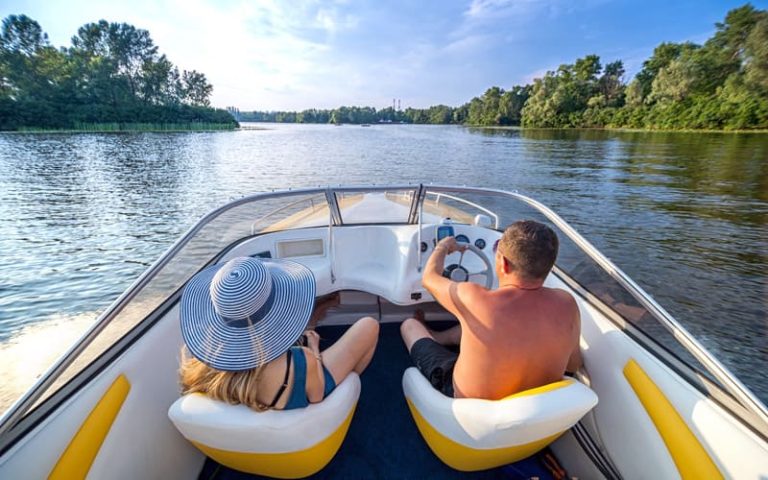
180,256,316,371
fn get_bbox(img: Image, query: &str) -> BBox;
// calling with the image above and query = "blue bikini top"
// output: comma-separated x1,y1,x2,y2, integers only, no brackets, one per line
270,346,336,410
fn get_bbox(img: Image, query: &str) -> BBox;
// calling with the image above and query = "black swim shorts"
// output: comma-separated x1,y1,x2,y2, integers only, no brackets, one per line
409,338,457,397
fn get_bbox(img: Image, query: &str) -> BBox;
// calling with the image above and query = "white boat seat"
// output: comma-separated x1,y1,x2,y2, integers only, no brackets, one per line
168,373,361,479
402,367,598,471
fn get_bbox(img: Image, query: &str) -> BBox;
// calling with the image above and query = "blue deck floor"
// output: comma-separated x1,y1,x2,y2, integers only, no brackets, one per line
198,323,554,479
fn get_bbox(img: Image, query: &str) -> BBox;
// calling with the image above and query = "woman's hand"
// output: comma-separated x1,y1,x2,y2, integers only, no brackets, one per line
304,330,321,358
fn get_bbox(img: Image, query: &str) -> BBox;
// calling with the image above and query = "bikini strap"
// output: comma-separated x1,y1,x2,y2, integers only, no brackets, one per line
268,348,292,409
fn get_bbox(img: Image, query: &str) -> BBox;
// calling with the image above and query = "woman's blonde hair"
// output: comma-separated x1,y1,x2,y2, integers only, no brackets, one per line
180,346,269,411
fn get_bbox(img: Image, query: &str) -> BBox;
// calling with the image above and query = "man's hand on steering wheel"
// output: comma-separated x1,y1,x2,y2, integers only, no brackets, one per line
423,230,495,312
435,236,467,255
429,234,493,290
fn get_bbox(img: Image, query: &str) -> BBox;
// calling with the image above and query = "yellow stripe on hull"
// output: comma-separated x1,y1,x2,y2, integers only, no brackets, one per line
191,404,357,479
49,374,131,480
405,398,561,471
623,359,723,480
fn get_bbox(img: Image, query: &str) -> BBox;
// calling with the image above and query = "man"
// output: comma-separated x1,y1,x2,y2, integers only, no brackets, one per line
400,220,582,399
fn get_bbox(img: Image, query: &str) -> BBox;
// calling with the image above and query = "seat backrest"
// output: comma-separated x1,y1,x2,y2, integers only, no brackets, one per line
168,373,360,478
402,367,597,471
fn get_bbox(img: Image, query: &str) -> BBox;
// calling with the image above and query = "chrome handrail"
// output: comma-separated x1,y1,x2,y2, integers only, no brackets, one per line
427,191,500,228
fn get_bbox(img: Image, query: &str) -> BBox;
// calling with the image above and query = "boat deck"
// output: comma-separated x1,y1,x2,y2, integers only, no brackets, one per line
198,323,554,479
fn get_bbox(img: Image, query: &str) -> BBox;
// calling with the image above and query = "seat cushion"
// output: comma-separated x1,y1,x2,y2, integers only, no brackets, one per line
168,373,360,478
402,367,597,471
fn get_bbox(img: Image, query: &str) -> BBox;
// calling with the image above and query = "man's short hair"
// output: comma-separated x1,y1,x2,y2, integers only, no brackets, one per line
497,220,559,281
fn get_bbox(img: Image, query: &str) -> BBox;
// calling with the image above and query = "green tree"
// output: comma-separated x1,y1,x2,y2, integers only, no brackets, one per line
0,15,230,130
745,13,768,91
574,54,601,82
633,42,699,104
710,4,766,62
71,21,158,98
0,14,52,99
181,69,212,107
499,85,529,125
598,60,625,107
522,55,605,127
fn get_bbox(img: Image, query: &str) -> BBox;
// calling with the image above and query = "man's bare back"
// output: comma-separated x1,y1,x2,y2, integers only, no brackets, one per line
449,282,580,399
401,220,582,400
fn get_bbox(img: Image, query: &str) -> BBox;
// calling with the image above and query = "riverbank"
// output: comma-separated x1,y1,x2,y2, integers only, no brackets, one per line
469,125,768,134
14,122,239,133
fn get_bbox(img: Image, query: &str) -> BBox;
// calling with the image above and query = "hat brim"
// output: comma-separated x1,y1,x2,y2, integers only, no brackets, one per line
180,258,316,371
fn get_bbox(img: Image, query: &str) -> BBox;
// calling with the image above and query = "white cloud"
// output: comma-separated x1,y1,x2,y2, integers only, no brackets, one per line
522,67,551,84
442,33,491,55
465,0,535,19
464,0,611,22
315,9,358,34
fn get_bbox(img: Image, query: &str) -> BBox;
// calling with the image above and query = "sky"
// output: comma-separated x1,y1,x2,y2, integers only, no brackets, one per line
4,0,768,111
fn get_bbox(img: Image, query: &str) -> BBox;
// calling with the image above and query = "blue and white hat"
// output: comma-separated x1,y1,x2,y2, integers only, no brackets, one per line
180,256,316,371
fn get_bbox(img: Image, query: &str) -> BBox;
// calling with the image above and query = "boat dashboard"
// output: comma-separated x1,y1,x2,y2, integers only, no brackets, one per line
223,221,502,305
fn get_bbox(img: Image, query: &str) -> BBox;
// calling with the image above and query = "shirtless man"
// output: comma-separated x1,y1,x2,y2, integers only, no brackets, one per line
400,220,582,399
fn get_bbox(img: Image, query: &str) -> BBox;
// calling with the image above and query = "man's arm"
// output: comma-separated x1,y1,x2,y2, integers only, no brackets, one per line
566,344,583,373
565,296,583,373
422,237,473,320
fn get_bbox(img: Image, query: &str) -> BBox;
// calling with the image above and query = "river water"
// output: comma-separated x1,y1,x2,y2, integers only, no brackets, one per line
0,123,766,408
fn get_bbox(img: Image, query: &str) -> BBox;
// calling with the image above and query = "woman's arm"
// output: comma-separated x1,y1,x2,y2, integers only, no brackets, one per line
303,332,326,403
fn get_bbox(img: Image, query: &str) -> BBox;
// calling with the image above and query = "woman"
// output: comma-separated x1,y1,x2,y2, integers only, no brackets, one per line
179,256,378,410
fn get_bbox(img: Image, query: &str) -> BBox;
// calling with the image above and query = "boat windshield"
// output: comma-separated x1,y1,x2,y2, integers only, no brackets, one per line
2,184,764,437
334,188,417,224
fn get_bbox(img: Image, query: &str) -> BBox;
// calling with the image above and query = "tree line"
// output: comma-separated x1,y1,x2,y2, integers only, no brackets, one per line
0,15,237,130
240,4,768,130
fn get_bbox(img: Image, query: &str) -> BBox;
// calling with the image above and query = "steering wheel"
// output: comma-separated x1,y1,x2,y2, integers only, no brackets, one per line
442,243,494,289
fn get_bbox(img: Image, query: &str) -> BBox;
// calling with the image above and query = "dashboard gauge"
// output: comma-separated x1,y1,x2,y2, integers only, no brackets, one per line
455,234,470,244
475,238,486,249
437,225,455,241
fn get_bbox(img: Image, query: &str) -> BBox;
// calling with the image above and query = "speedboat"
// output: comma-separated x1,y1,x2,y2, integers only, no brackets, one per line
0,185,766,479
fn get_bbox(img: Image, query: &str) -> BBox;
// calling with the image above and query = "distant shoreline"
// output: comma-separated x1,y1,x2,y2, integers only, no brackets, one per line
8,123,767,134
238,122,768,134
469,125,768,134
8,122,239,134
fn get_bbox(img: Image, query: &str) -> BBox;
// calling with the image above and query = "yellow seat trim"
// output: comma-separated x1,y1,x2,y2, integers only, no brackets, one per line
503,378,574,399
623,359,723,480
191,403,357,479
49,374,131,480
405,398,562,471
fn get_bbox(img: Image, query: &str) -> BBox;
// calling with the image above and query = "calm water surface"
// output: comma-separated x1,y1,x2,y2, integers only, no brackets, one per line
0,124,766,405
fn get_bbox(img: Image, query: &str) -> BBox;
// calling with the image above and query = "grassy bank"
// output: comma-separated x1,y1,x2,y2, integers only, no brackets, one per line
15,122,238,133
469,125,768,134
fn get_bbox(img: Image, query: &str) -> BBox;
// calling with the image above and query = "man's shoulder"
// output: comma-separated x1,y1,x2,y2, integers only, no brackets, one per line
455,280,488,298
544,286,577,304
543,287,580,323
